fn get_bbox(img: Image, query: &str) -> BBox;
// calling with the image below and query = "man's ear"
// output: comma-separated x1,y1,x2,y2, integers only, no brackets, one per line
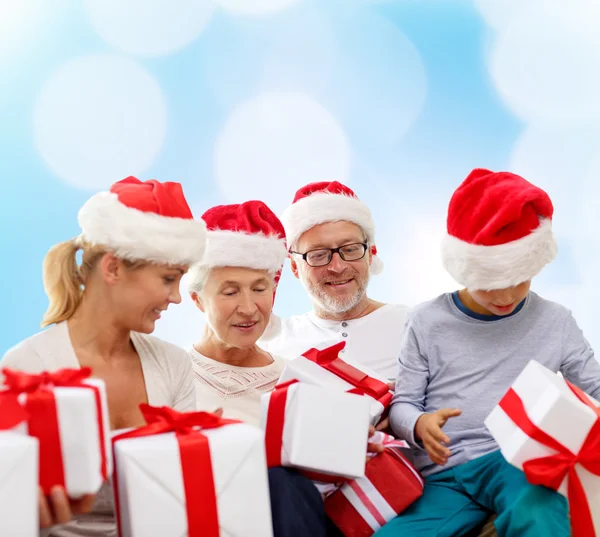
99,253,122,285
190,291,205,313
289,257,300,280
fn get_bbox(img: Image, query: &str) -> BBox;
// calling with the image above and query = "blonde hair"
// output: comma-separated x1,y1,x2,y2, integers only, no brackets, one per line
41,239,141,328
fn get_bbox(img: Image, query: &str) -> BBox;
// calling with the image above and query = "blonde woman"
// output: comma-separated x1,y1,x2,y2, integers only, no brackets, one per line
2,176,206,536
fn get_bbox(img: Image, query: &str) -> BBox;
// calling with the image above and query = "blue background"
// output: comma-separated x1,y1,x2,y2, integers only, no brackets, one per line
2,0,599,354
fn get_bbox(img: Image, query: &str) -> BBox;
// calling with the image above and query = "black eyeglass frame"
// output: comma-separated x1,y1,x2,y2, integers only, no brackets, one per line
289,242,369,267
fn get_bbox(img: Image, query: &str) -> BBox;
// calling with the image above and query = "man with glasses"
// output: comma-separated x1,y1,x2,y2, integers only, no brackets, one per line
259,181,410,381
260,181,497,537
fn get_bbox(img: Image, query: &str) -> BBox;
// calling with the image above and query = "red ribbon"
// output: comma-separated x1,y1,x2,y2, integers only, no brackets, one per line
499,382,600,537
263,379,353,484
264,379,298,468
112,404,240,537
0,367,109,494
302,342,391,404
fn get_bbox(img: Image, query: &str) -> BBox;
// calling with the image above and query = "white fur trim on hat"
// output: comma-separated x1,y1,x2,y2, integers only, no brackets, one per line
281,192,375,249
78,192,207,266
370,255,384,275
198,229,287,272
441,218,557,290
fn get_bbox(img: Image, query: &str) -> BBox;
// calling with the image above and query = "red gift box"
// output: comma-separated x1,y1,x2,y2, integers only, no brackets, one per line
325,437,423,536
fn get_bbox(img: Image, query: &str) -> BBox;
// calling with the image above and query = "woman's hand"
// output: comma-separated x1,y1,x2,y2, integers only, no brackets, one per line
39,486,95,529
414,408,462,466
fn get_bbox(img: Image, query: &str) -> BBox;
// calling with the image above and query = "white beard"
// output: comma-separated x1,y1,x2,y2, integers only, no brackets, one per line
301,269,369,315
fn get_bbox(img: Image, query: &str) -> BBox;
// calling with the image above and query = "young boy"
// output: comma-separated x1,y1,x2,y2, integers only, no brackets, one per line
377,169,600,537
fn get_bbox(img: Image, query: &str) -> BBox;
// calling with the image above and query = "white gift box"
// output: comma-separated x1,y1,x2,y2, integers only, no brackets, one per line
278,350,391,424
0,432,38,537
485,359,600,533
17,377,112,497
261,382,371,480
114,421,274,537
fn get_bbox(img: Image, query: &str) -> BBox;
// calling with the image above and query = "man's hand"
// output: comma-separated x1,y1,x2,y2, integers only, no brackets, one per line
39,486,95,529
414,408,461,466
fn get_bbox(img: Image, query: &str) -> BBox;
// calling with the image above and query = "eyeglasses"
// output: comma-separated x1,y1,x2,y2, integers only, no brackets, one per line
290,242,368,268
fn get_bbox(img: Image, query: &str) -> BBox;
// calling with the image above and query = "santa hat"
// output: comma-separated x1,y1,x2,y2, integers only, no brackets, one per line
281,181,383,274
77,176,206,266
441,168,558,290
191,201,287,275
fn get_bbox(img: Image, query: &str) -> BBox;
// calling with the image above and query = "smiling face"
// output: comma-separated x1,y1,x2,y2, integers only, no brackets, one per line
291,221,371,315
465,280,532,316
108,260,187,334
192,266,275,349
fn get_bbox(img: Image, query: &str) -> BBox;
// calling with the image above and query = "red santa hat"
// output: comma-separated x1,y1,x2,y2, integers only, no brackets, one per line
192,200,287,274
441,168,557,290
281,181,383,274
77,176,206,265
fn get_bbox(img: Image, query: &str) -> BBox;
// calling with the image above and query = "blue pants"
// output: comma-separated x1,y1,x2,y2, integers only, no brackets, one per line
373,450,570,537
268,467,328,537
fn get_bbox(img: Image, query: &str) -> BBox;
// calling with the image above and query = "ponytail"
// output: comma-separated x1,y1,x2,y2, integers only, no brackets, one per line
41,240,83,328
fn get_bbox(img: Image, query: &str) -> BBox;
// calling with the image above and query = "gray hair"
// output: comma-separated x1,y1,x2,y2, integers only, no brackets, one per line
187,264,212,294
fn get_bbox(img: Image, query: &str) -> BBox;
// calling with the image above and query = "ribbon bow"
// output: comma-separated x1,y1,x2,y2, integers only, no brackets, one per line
303,342,392,404
113,404,240,537
137,404,239,436
2,367,92,393
499,382,600,537
0,366,109,493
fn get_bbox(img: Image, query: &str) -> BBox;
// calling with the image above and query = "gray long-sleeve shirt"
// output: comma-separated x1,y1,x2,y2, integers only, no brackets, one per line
390,291,600,476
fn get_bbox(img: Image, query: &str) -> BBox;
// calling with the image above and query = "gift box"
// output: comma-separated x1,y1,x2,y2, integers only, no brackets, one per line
278,341,392,424
0,367,111,497
113,404,273,537
485,360,600,537
325,433,424,536
0,431,39,537
261,380,371,481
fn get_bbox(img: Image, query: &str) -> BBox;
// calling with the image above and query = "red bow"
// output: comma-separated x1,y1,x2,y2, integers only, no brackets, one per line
499,382,600,537
113,404,240,537
303,342,391,404
0,367,109,494
2,367,93,392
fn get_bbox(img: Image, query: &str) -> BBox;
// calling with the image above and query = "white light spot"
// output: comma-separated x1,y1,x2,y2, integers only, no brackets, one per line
490,0,600,121
214,92,350,214
216,0,303,16
84,0,215,57
371,209,458,307
34,54,167,191
260,8,338,96
510,124,600,237
473,0,532,32
152,275,205,347
325,10,427,148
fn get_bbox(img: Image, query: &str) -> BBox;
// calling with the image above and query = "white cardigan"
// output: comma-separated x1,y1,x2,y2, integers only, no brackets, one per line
1,321,195,412
1,321,195,537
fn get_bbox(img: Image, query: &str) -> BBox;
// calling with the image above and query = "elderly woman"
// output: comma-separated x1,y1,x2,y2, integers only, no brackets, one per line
1,176,207,536
187,201,337,537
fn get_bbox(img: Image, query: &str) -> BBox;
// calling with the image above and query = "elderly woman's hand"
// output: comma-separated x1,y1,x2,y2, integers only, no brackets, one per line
39,486,95,529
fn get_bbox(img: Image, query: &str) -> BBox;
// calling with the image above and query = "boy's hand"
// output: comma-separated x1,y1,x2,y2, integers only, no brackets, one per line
414,408,462,466
366,425,385,455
